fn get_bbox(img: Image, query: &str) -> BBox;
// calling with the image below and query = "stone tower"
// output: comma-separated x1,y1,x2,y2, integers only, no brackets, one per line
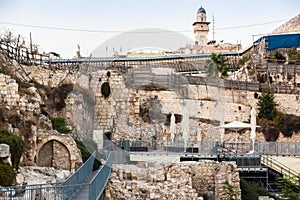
193,6,210,45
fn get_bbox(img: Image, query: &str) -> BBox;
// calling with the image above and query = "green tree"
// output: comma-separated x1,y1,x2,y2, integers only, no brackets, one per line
257,90,277,121
0,129,24,168
204,59,218,78
277,174,300,200
0,161,15,186
212,53,229,77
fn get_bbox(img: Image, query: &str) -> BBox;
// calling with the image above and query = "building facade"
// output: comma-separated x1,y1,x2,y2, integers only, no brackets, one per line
193,6,210,45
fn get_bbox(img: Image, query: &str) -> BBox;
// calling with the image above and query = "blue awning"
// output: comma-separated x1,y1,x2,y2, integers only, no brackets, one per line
254,34,300,50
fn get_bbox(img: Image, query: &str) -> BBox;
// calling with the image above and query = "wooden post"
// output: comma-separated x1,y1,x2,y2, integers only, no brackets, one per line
266,61,271,90
294,65,297,94
231,79,235,103
15,34,20,61
30,32,33,62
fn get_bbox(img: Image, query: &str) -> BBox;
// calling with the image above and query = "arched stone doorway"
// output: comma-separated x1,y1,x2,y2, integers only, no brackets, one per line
37,139,71,170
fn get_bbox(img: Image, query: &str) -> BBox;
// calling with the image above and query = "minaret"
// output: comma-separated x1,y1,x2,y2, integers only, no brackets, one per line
193,6,210,45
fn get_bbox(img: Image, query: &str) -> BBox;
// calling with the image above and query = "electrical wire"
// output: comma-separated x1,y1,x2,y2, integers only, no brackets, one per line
0,19,288,33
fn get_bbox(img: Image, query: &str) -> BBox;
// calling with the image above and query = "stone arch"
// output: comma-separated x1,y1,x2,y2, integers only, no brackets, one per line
37,139,71,170
36,134,82,172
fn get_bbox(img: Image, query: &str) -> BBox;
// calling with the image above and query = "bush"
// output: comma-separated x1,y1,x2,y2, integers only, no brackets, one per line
75,139,101,170
238,56,250,67
270,51,285,63
288,49,300,64
240,179,275,200
277,174,300,199
46,84,74,111
0,161,15,186
223,182,240,199
51,117,70,133
0,129,24,169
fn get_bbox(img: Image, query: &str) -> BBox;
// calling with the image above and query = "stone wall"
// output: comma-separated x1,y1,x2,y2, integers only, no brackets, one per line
0,60,84,170
12,63,76,88
67,68,300,145
0,74,20,107
105,161,241,200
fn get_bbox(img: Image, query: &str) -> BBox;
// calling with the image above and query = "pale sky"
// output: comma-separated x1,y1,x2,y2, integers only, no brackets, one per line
0,0,299,58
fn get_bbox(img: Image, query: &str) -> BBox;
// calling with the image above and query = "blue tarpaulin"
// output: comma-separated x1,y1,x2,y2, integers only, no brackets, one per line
254,33,300,50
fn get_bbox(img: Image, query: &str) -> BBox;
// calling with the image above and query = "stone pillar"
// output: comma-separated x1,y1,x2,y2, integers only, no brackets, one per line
93,130,104,150
0,143,12,166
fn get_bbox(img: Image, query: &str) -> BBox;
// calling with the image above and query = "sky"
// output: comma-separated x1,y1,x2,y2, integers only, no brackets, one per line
0,0,299,58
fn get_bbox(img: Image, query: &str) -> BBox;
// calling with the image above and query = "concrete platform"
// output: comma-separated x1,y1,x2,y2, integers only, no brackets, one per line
271,156,300,174
130,154,180,163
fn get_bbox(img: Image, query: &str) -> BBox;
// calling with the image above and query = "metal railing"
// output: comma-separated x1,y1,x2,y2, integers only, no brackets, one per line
0,152,97,200
261,155,298,178
0,182,63,200
113,140,300,157
223,142,300,156
61,151,95,199
88,152,113,200
116,140,219,155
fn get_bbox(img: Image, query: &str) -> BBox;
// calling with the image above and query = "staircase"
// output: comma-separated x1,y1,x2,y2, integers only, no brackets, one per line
261,155,298,178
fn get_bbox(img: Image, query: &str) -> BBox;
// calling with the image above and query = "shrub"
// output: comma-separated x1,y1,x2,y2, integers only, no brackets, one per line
288,49,300,64
223,182,240,200
270,51,285,63
240,179,274,200
273,114,282,127
101,82,111,99
0,129,24,169
0,161,15,186
75,139,101,170
238,56,250,67
51,117,70,133
277,174,300,199
46,84,74,111
278,113,300,137
264,127,280,141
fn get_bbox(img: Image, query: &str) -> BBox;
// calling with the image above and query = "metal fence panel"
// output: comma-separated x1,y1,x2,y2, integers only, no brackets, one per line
62,151,95,199
89,153,113,200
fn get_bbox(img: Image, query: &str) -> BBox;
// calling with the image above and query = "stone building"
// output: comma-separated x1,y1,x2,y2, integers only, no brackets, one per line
189,5,241,54
193,6,210,45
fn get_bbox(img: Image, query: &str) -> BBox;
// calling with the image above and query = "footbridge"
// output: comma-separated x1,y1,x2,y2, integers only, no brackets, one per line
0,40,239,72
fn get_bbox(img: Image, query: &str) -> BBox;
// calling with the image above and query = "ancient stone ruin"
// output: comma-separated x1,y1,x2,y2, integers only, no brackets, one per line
106,161,241,200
